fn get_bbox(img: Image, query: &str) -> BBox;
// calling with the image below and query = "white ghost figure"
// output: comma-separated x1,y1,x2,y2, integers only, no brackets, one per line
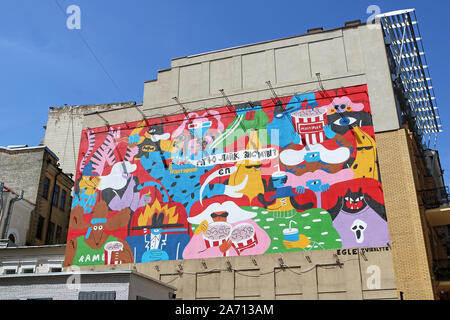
351,219,368,244
279,144,350,166
97,161,137,191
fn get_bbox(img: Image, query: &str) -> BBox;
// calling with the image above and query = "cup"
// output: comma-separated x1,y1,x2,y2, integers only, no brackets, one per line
283,228,300,242
104,241,123,265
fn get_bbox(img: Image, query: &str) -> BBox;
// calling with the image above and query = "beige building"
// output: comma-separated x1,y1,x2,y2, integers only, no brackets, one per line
0,145,74,246
44,9,449,300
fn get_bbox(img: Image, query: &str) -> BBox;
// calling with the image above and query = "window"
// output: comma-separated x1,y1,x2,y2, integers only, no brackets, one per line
50,267,62,273
22,268,34,274
3,266,17,275
36,216,45,240
42,177,50,199
46,222,55,244
78,291,116,300
52,185,60,207
8,234,15,244
59,190,66,211
55,225,62,244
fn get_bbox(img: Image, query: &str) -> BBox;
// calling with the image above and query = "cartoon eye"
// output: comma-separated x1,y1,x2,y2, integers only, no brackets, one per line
346,106,352,111
312,181,320,185
98,225,103,230
93,226,98,231
333,117,357,126
328,108,336,114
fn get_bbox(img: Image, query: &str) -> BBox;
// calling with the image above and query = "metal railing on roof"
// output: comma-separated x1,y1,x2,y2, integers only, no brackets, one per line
377,9,442,148
419,186,450,209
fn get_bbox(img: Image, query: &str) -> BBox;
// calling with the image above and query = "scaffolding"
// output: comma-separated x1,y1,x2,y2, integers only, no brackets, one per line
377,9,442,148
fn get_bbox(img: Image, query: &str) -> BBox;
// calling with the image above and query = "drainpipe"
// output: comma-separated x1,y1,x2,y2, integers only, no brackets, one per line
2,189,24,239
0,182,4,224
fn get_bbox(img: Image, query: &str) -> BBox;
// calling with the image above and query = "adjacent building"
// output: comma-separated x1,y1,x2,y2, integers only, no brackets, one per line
42,9,449,300
0,145,74,246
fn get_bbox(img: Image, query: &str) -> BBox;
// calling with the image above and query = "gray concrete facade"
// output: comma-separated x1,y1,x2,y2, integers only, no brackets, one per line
0,270,175,300
82,22,400,136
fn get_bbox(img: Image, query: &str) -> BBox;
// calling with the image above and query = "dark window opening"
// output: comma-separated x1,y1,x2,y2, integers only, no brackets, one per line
22,268,34,274
52,185,60,207
78,291,116,300
55,225,62,244
8,234,15,244
46,222,55,244
36,216,45,240
59,190,66,211
42,177,50,199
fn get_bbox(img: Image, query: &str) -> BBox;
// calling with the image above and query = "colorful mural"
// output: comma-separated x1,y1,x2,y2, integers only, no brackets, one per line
64,84,390,266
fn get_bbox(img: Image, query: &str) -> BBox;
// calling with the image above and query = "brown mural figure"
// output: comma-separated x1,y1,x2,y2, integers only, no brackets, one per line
64,201,133,267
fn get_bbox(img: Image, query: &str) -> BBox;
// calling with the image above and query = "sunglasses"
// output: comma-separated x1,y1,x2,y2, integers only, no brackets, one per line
211,212,229,218
245,164,262,169
357,146,373,151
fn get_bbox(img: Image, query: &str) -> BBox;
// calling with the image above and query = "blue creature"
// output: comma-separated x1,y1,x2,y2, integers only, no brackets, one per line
296,179,330,208
135,125,241,215
267,100,301,148
72,162,100,214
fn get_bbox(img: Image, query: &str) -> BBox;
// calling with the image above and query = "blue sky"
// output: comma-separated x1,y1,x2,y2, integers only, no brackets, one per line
1,0,449,182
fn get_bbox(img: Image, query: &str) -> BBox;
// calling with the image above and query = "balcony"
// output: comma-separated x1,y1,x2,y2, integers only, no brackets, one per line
421,186,450,209
419,187,450,227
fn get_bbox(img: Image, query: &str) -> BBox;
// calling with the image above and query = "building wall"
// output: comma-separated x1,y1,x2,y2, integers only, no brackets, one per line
0,193,35,246
57,22,406,300
375,128,435,299
66,84,391,268
0,148,44,201
0,274,130,300
44,102,137,177
26,150,73,246
0,245,66,275
128,272,176,300
81,248,397,300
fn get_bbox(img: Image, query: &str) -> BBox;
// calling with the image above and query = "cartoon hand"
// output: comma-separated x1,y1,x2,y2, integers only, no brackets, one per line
295,186,306,194
116,249,132,263
219,239,233,254
283,235,311,249
321,184,330,192
324,125,336,139
194,220,209,235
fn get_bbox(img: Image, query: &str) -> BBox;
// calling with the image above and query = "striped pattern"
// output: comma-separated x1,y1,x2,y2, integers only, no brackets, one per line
90,130,117,175
80,130,95,172
291,112,327,145
232,234,259,255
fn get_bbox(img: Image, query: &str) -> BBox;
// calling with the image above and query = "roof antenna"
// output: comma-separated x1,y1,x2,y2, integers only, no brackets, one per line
265,80,279,100
315,73,325,91
172,96,189,119
219,89,232,106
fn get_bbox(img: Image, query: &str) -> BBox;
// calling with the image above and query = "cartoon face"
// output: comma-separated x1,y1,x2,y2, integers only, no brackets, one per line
351,219,367,244
327,111,373,135
329,104,353,114
304,152,321,163
188,121,212,139
89,223,106,245
342,188,367,213
79,176,100,195
135,138,159,159
272,176,286,188
306,179,322,192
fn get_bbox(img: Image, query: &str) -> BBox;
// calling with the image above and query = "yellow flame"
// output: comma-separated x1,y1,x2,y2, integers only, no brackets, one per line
138,198,179,226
